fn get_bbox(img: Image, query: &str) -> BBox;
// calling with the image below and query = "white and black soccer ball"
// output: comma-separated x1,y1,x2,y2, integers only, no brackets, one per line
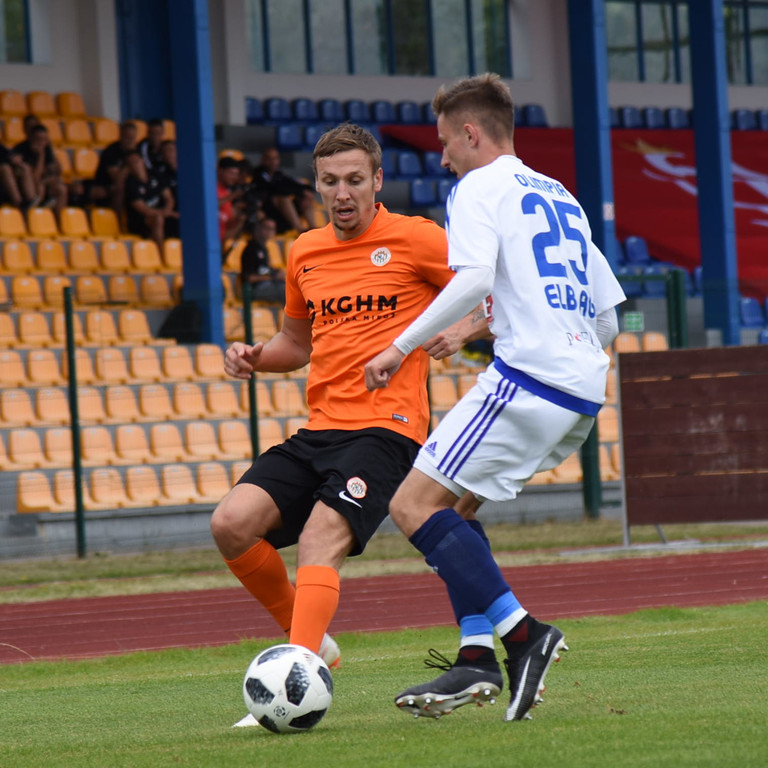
242,644,334,733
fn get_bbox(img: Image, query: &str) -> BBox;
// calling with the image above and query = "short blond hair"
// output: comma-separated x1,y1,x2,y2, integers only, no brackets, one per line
312,123,382,176
432,73,515,143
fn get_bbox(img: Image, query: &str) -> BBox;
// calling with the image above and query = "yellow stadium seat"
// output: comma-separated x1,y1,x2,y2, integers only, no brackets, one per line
139,274,174,307
184,420,221,460
162,119,176,140
85,309,120,344
0,389,37,427
27,90,57,116
105,385,142,423
114,424,151,465
128,346,162,383
0,314,18,348
159,463,198,505
271,379,306,416
218,419,254,460
92,117,120,148
100,240,132,272
163,238,182,270
0,349,27,387
641,331,669,352
527,469,558,486
40,117,64,146
56,91,87,118
75,275,108,305
1,115,24,145
172,382,208,419
285,417,307,437
222,237,246,272
54,147,74,181
94,347,130,384
89,467,129,508
11,275,44,309
3,240,35,272
69,240,100,272
59,206,92,239
553,452,582,484
150,423,188,463
53,469,84,509
80,425,118,466
132,119,148,142
161,345,196,381
230,460,252,485
253,380,275,416
195,344,226,380
61,347,97,385
17,471,66,513
223,306,244,341
89,207,121,238
429,375,459,411
72,147,99,180
605,369,617,405
597,405,620,443
139,383,173,421
77,386,107,424
42,275,72,308
27,348,64,386
17,311,53,347
251,307,278,341
26,207,60,239
107,274,139,305
205,381,241,418
256,418,284,452
132,239,164,272
9,428,48,469
35,387,70,426
36,240,68,273
613,332,641,354
125,465,161,507
118,309,154,344
219,148,244,161
0,205,28,238
457,374,477,398
0,434,9,471
196,461,230,503
600,444,620,481
0,89,26,115
51,311,86,346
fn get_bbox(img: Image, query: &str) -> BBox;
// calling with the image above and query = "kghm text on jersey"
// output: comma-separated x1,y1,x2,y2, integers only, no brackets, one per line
306,294,398,321
544,283,596,318
514,173,570,198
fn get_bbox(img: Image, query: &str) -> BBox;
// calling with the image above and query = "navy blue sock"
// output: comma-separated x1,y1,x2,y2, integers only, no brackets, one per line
410,508,510,615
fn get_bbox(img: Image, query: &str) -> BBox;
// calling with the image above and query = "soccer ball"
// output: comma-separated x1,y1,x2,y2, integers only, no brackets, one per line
242,644,334,733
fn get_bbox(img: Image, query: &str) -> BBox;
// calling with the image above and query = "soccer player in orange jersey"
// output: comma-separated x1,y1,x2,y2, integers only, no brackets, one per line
212,125,488,725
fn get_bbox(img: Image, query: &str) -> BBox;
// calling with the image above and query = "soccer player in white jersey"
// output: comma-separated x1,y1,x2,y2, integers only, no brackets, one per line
365,73,626,722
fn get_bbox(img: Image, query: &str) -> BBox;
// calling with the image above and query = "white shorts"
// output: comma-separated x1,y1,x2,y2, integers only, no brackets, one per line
414,365,595,502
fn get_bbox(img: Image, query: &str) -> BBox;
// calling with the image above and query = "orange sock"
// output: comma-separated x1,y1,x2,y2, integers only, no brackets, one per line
226,540,295,634
289,565,340,654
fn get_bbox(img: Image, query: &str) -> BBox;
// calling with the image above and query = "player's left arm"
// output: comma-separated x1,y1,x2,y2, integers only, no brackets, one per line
421,303,492,360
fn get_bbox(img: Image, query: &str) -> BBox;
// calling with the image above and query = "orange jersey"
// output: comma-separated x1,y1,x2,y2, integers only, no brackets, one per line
284,203,452,444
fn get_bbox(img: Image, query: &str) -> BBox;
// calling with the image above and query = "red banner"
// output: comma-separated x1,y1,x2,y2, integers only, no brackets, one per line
381,125,768,299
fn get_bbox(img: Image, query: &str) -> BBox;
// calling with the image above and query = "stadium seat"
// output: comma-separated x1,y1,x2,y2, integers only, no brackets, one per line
397,101,421,123
89,207,121,239
56,91,87,117
195,344,226,380
104,385,141,424
26,90,57,116
162,239,182,271
69,240,100,272
0,205,28,238
0,314,18,348
92,117,120,148
344,99,370,122
80,425,118,466
597,405,620,443
52,469,84,509
230,460,251,485
263,97,291,123
623,235,651,266
196,461,231,503
250,307,278,341
160,464,198,505
318,98,344,123
422,101,437,124
218,419,254,460
437,178,455,204
522,103,548,127
732,108,757,131
245,97,264,124
553,452,582,483
613,332,641,354
89,468,129,508
642,265,667,297
756,109,768,131
665,107,690,129
127,346,162,384
138,383,173,421
396,151,422,178
0,89,26,115
27,348,64,386
599,444,620,481
1,115,25,144
11,275,44,309
17,312,53,347
101,241,132,272
125,465,161,507
616,265,643,298
138,275,174,308
75,275,108,305
78,388,108,426
173,382,208,419
617,106,641,129
107,274,139,305
641,106,664,129
94,347,130,384
34,387,69,426
429,375,459,411
150,423,188,463
3,240,35,272
42,275,72,308
253,380,275,416
303,124,327,151
285,417,307,437
26,206,59,238
55,147,74,180
61,347,97,385
206,381,241,418
642,331,669,351
423,151,449,177
37,240,68,273
276,123,304,151
62,118,92,147
59,206,92,238
17,471,65,513
292,97,319,122
604,369,617,405
118,309,154,344
0,389,37,427
371,100,397,123
739,296,764,327
758,328,768,345
114,424,151,465
410,179,437,207
162,345,197,381
72,147,99,179
8,429,48,469
40,117,64,147
84,310,119,345
271,379,306,416
132,240,164,272
184,421,221,460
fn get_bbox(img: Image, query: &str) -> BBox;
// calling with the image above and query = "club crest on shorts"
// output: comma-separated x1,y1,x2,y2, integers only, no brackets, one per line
370,247,391,266
346,477,368,499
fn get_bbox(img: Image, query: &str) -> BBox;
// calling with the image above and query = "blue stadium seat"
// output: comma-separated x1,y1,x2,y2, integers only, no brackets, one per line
292,98,319,122
410,179,437,207
642,265,667,297
612,236,626,266
397,101,421,124
380,148,398,178
423,151,448,177
665,107,690,129
437,178,456,204
523,104,548,127
642,107,665,129
422,101,437,124
692,265,703,294
732,108,757,131
245,97,263,124
616,266,643,298
276,124,303,150
344,99,370,123
609,107,620,129
623,236,652,266
371,100,397,123
304,124,327,150
264,97,291,123
739,296,765,327
515,107,525,127
618,106,642,129
396,150,422,178
758,327,768,345
756,109,768,131
318,98,344,123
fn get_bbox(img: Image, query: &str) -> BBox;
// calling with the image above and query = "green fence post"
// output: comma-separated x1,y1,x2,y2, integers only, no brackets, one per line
666,269,689,349
241,281,260,460
580,425,601,519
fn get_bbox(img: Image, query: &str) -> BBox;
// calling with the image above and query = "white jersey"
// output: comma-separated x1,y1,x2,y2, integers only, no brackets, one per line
446,155,626,408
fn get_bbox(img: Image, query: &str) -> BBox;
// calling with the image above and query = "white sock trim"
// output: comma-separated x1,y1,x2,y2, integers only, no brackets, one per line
495,608,528,638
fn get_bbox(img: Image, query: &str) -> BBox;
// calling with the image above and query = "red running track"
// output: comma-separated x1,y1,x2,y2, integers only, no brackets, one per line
1,548,766,664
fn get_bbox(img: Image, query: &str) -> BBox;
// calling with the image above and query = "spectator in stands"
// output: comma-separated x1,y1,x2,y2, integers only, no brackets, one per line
123,150,178,249
11,122,67,212
217,155,247,251
154,139,178,211
91,120,138,212
239,217,285,304
138,118,165,173
0,142,35,208
252,146,315,234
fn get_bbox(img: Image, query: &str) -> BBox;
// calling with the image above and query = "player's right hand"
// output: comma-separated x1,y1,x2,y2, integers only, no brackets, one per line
224,341,263,379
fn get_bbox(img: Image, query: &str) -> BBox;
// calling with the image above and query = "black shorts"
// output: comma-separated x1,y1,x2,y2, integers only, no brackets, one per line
236,427,419,555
